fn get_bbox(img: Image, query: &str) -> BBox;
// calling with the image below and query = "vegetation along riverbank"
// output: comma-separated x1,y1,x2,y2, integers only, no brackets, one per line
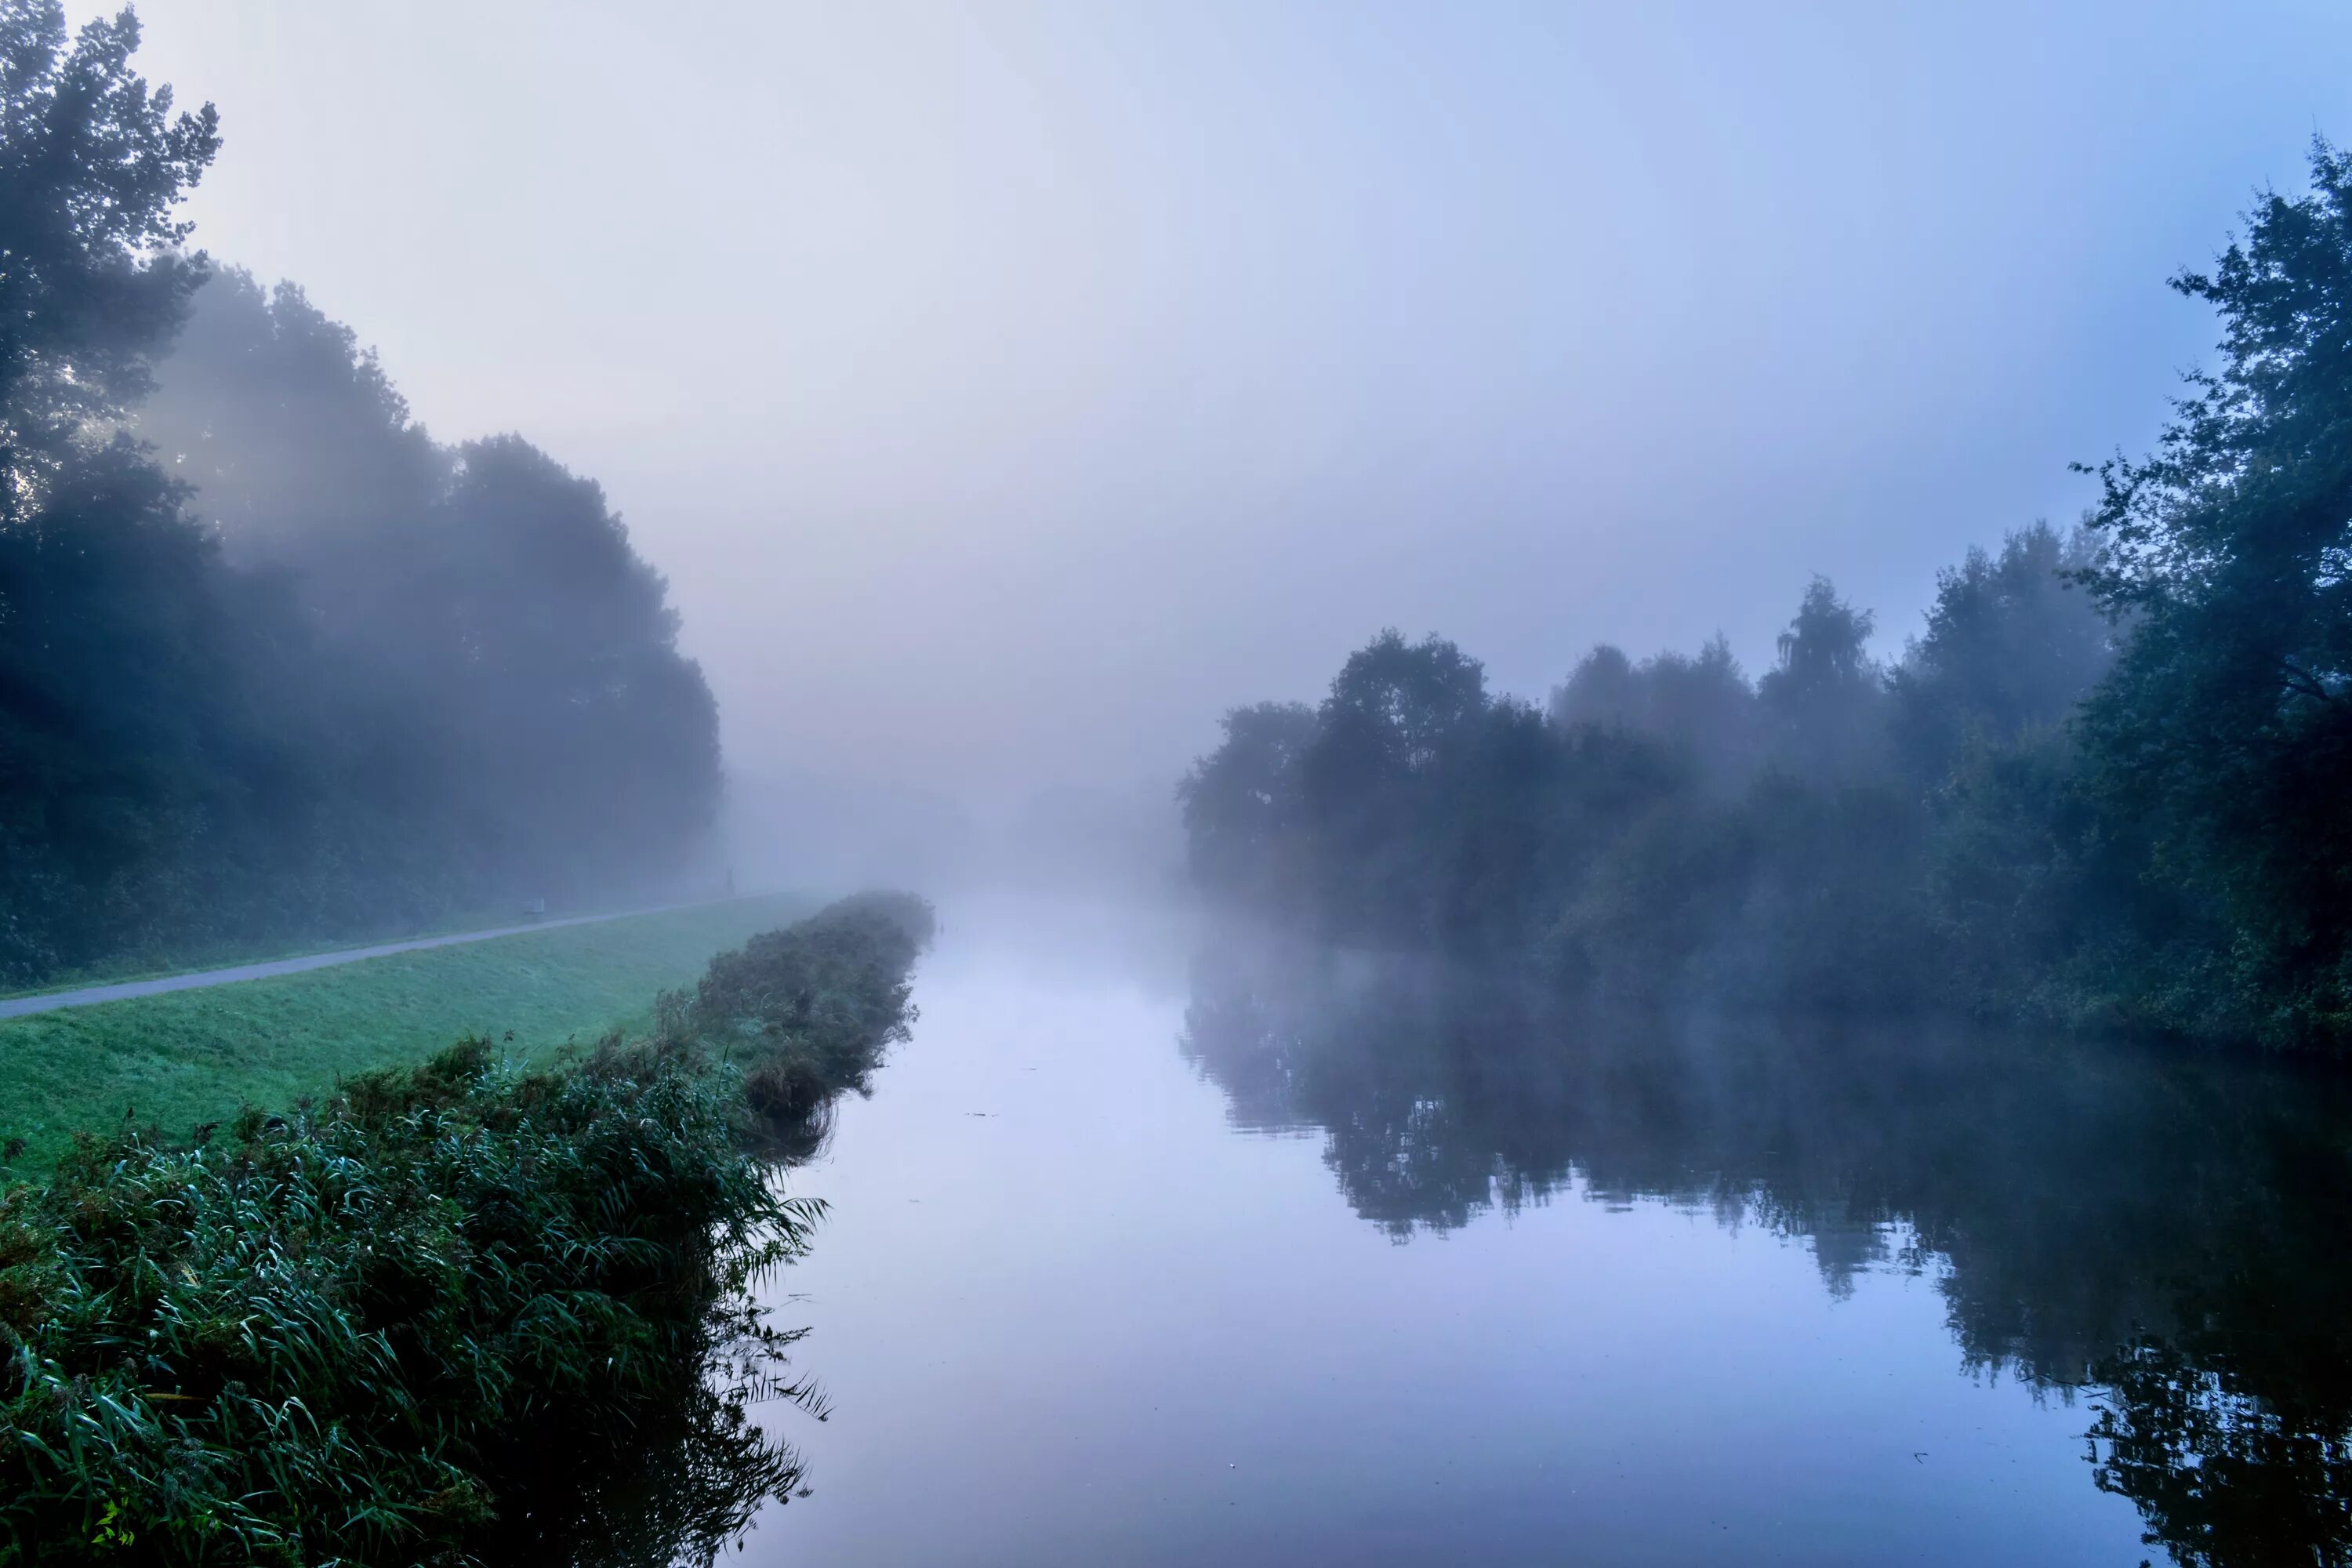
0,896,815,1171
0,892,934,1566
0,2,727,994
1183,143,2352,1054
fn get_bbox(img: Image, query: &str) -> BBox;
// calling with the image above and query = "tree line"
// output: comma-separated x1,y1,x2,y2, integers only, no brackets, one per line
0,4,720,986
1183,143,2352,1051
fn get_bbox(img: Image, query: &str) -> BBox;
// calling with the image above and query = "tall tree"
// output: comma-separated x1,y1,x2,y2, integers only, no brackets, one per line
1178,701,1316,905
1294,631,1489,940
143,275,724,900
0,5,720,982
0,1,216,517
0,0,263,979
1889,522,2113,782
2078,140,2352,1037
1757,577,1884,780
1552,636,1757,786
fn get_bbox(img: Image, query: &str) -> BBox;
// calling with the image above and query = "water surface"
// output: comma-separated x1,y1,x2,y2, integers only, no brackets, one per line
735,900,2352,1566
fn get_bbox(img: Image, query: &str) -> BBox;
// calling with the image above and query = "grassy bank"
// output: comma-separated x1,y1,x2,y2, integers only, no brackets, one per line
0,895,812,1170
0,898,729,1004
0,893,934,1566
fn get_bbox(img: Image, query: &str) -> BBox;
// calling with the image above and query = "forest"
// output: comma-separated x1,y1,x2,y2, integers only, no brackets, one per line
1183,147,2352,1051
0,5,720,988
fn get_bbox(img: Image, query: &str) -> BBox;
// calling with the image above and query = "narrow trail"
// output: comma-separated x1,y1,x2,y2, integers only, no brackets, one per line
0,903,713,1022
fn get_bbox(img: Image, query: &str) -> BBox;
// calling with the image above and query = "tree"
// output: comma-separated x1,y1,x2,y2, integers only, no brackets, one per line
1551,644,1640,729
1889,522,2113,783
2078,140,2352,1040
1317,629,1488,775
143,275,725,902
1295,631,1489,941
0,1,216,517
0,0,270,979
1757,577,1885,779
136,270,445,567
0,6,720,981
1552,635,1758,786
429,434,720,887
1178,701,1316,904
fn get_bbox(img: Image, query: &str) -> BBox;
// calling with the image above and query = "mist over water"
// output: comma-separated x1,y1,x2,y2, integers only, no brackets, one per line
13,4,2352,1562
64,1,2352,929
728,896,2352,1567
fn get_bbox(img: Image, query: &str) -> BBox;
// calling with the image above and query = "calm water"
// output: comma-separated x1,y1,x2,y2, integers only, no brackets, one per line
720,899,2352,1567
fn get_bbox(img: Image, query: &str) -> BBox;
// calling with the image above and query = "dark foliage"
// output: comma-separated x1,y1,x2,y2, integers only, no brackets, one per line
1181,531,2167,1026
0,1039,806,1566
0,2,216,521
2074,139,2352,1044
686,890,935,1134
1183,147,2352,1050
0,3,720,985
1549,635,1756,786
1183,575,1955,1008
1888,522,2113,780
137,275,724,906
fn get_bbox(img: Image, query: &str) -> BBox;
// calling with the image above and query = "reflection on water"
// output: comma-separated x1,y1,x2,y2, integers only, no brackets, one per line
485,1290,815,1567
1181,933,2352,1568
547,902,2352,1565
511,1144,839,1566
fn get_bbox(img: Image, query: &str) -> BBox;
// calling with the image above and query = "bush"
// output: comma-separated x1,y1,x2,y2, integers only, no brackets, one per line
687,891,935,1099
0,893,932,1565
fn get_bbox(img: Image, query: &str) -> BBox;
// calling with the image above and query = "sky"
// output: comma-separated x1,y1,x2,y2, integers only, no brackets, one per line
93,0,2352,804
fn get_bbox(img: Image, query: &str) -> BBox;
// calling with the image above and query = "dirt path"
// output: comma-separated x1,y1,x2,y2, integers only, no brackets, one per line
0,905,701,1021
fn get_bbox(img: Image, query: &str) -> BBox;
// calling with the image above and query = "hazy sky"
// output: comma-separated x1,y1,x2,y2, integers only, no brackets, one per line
97,1,2352,800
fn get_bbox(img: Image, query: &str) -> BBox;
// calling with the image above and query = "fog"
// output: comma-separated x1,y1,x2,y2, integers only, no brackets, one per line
91,2,2352,833
18,7,2352,1552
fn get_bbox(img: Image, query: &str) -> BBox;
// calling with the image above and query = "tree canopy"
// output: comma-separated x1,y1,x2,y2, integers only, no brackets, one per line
2077,140,2352,1033
1181,143,2352,1051
0,2,216,519
0,2,720,983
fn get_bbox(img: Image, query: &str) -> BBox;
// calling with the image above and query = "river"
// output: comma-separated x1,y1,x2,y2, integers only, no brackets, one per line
706,897,2352,1567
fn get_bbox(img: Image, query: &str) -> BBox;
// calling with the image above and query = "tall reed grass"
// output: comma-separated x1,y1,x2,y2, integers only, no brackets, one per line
0,893,933,1566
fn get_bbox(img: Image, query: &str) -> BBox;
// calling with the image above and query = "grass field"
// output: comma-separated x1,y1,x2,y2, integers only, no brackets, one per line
0,894,814,1170
0,897,702,1002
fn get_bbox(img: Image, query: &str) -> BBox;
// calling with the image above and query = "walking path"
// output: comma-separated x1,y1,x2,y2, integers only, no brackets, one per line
0,905,700,1022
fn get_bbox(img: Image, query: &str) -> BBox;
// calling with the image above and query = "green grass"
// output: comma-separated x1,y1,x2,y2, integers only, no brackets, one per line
0,895,716,1001
0,895,933,1565
0,894,814,1169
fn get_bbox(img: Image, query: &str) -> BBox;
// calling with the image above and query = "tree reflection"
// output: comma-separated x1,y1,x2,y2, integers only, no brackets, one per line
1181,934,2352,1567
478,1305,819,1568
487,1153,841,1565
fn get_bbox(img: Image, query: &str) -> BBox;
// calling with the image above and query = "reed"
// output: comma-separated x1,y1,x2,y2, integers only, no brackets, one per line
0,893,933,1566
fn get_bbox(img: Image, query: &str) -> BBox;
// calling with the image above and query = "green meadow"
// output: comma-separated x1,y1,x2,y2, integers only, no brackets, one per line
0,894,812,1169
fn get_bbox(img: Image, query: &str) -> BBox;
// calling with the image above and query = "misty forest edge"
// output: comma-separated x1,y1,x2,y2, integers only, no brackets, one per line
5,0,2352,1564
1,7,720,992
0,18,946,1563
1180,147,2352,1054
8,1,2352,1054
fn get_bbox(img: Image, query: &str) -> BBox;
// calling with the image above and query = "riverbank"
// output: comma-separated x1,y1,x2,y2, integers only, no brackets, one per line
0,895,814,1170
0,895,743,1006
0,892,933,1566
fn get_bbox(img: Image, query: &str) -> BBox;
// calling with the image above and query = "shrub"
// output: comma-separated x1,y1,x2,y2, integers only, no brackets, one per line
0,893,932,1565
